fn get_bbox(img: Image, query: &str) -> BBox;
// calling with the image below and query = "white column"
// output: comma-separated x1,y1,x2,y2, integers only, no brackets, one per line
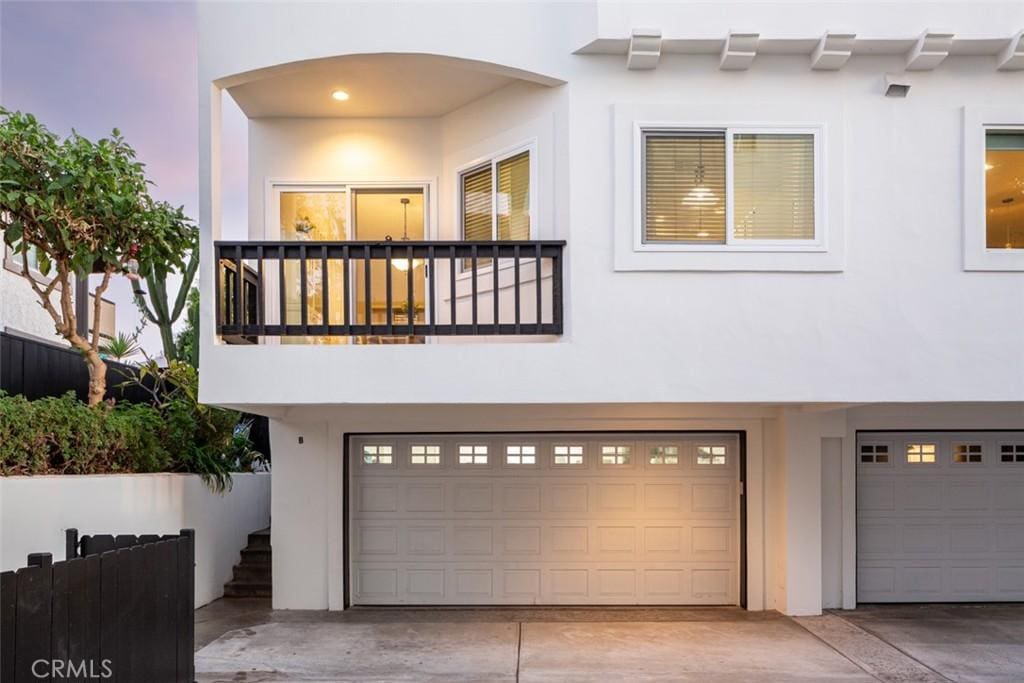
269,418,331,609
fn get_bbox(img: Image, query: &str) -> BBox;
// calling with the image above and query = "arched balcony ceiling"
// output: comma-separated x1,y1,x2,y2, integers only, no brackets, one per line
223,53,565,118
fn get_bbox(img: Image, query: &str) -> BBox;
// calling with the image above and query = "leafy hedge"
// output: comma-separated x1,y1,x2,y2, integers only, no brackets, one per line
0,361,264,491
0,394,171,475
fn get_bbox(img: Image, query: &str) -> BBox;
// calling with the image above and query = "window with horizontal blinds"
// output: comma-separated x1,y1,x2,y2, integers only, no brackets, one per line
643,132,727,243
496,151,530,241
461,164,493,242
733,133,815,240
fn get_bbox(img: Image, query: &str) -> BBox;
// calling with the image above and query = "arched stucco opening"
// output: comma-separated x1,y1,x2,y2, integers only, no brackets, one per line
216,52,565,119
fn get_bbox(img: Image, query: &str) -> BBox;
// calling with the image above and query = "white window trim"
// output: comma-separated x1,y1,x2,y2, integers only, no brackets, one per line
962,105,1024,271
635,124,826,253
455,140,537,279
613,102,845,272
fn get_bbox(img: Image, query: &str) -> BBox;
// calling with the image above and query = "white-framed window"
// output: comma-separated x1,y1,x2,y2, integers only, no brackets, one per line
906,443,936,464
696,445,727,466
362,444,393,465
952,443,982,464
553,444,584,466
648,445,680,465
859,444,890,464
983,128,1024,250
962,106,1024,271
600,445,631,465
1000,444,1024,463
504,444,536,465
457,444,489,465
410,444,441,465
638,126,822,251
459,145,534,248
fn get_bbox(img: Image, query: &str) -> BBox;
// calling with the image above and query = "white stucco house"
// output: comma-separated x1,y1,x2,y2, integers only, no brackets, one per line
196,1,1024,616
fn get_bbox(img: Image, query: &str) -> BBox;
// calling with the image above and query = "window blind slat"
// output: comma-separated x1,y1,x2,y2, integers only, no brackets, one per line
643,133,726,243
497,151,530,241
461,165,493,242
733,133,815,240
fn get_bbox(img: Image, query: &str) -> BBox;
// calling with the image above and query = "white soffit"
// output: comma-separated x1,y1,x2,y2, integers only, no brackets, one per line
225,54,563,118
576,32,1024,71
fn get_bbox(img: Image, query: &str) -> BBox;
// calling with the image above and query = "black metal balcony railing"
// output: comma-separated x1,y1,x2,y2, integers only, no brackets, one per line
215,241,565,340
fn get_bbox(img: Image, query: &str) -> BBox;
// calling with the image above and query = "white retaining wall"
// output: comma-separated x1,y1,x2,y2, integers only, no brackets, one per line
0,473,271,607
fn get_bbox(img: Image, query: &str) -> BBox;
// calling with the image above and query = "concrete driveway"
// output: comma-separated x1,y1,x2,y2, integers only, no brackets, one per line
194,600,1024,682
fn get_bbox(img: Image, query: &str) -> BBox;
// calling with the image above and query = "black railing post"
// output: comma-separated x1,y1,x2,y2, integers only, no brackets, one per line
551,246,563,334
65,528,79,560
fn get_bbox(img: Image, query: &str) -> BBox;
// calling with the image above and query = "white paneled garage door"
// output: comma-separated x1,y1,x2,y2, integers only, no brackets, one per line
349,433,741,606
857,431,1024,603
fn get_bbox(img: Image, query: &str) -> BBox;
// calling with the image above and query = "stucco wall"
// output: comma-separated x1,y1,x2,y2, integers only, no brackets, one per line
198,3,1024,408
0,265,64,341
0,473,271,607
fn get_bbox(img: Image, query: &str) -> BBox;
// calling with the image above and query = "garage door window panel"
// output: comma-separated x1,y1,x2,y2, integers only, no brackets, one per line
505,444,538,466
906,443,936,464
1001,444,1024,463
953,444,983,464
696,445,727,466
458,444,489,466
553,445,585,466
860,444,891,465
411,445,442,465
362,444,394,466
600,444,633,467
648,445,680,465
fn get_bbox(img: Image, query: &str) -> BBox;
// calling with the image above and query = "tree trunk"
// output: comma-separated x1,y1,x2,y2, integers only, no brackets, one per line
84,347,108,406
158,321,177,363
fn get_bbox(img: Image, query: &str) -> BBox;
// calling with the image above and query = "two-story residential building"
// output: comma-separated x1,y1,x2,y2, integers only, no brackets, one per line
197,1,1024,616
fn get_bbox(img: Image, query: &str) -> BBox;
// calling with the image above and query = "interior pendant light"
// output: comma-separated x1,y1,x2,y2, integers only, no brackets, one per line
681,137,719,207
391,197,422,272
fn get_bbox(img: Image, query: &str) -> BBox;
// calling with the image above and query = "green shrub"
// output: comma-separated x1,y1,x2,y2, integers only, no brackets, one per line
0,384,263,492
0,393,171,475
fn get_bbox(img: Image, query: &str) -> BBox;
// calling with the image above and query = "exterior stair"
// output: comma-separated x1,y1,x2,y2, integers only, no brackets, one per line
223,527,271,598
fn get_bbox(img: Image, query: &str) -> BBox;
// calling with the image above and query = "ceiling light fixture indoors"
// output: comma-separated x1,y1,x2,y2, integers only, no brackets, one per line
331,89,350,101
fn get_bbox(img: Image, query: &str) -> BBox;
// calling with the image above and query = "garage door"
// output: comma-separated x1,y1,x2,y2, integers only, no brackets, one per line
857,431,1024,603
349,433,741,605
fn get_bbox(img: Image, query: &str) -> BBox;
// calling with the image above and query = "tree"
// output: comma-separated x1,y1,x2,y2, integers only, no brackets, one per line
132,215,198,362
0,109,194,405
174,288,200,369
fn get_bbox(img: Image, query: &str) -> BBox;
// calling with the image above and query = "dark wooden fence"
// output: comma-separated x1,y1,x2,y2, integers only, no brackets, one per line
0,529,195,683
0,330,155,404
0,329,271,458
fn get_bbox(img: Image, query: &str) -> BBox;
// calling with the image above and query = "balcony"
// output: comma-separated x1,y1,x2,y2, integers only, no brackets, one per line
215,240,565,343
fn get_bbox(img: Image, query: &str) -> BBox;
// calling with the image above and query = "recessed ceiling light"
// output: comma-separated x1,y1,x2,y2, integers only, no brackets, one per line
331,89,350,102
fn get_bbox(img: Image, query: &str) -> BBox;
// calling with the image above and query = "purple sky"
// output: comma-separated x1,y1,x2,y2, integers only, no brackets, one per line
0,0,246,355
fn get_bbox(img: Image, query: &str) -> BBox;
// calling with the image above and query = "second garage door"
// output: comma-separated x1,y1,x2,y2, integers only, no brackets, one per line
349,433,741,606
857,431,1024,603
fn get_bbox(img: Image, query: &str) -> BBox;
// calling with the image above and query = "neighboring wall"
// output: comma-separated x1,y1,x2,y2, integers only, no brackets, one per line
0,473,271,607
0,260,61,341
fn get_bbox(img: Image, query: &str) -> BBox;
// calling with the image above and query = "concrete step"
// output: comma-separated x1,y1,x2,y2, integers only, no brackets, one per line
240,548,271,565
223,581,272,598
246,528,271,549
232,563,272,584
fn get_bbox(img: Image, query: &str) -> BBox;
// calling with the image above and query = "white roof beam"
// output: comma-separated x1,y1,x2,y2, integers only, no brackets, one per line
720,32,759,71
905,30,954,71
627,28,662,70
997,30,1024,71
810,32,856,71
